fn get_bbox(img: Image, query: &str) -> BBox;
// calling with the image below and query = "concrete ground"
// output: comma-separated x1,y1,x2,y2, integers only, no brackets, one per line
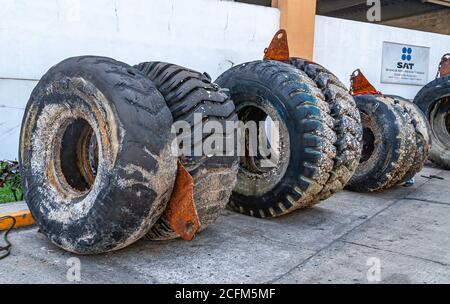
1,165,449,284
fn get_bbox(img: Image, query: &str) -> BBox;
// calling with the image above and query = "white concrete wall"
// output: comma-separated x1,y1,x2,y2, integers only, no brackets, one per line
314,15,450,100
2,4,449,161
0,0,279,160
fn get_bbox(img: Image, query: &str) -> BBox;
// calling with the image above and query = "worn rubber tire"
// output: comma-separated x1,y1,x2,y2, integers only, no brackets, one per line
346,95,416,192
413,75,450,170
216,60,338,218
385,97,417,188
386,95,432,182
290,59,362,201
135,62,238,240
19,56,177,254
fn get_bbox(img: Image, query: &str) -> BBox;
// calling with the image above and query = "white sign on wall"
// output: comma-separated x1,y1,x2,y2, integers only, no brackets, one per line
381,42,430,86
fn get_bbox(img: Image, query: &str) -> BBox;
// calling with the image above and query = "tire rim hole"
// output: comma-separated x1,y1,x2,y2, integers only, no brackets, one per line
430,96,450,145
59,118,98,193
237,105,281,174
185,221,194,235
361,127,375,163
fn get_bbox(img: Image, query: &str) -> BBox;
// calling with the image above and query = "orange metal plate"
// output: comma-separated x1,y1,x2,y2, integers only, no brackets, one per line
165,161,199,241
439,54,450,78
350,69,381,96
264,29,290,61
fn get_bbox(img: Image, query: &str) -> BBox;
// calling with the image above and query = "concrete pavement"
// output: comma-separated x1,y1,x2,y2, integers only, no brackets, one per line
0,165,449,284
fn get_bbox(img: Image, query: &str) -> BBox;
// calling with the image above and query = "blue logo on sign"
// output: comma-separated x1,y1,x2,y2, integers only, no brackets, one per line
402,47,412,61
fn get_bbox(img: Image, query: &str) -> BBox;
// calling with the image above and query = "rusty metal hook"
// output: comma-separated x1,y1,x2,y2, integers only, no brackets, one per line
264,29,290,62
349,69,382,96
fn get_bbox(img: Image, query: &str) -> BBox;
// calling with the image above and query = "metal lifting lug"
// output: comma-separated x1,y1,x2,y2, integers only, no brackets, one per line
165,161,200,241
349,69,382,97
437,53,450,78
263,29,290,62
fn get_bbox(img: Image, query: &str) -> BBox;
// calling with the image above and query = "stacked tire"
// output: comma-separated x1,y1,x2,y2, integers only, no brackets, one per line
135,62,238,240
20,56,178,254
414,73,450,170
19,56,238,253
346,94,431,192
215,59,363,218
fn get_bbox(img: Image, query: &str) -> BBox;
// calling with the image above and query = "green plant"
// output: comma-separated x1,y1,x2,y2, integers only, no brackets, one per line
0,161,23,202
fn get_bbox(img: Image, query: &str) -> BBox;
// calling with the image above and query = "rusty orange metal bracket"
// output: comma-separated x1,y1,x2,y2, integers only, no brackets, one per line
349,69,382,97
263,29,316,67
164,161,199,241
437,53,450,78
264,29,290,61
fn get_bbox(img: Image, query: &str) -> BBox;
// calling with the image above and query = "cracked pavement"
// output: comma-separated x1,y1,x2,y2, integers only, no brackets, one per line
1,165,449,283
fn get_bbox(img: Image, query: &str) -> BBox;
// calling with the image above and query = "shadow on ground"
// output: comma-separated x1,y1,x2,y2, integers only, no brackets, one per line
1,166,449,283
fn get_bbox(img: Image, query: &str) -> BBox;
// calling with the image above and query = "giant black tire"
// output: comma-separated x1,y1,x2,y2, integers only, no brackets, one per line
346,95,417,192
135,62,238,240
413,75,450,170
215,60,340,218
384,97,417,188
19,56,178,254
386,95,431,182
290,59,362,201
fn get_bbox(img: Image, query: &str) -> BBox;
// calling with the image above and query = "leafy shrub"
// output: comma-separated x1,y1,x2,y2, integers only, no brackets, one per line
0,161,23,203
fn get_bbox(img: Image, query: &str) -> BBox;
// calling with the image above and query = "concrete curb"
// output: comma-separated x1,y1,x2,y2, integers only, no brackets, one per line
0,201,35,230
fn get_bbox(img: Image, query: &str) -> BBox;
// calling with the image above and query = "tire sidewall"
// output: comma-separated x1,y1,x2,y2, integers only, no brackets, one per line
20,57,177,253
349,95,402,190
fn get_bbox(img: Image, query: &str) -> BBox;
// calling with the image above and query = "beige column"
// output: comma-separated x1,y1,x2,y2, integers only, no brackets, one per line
272,0,317,60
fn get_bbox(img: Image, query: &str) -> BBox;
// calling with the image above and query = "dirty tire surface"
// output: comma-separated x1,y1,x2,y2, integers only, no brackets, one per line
384,97,416,188
290,59,362,201
19,56,177,254
215,60,340,218
135,62,238,240
347,95,417,192
413,75,450,170
387,95,431,182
